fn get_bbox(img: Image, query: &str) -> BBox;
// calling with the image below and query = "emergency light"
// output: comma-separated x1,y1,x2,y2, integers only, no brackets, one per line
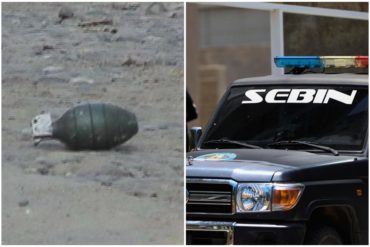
274,56,368,69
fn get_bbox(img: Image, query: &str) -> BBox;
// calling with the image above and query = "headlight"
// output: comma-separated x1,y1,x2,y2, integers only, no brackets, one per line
236,183,304,213
236,183,272,212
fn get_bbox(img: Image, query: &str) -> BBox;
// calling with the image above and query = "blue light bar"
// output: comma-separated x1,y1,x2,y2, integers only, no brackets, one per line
274,56,322,68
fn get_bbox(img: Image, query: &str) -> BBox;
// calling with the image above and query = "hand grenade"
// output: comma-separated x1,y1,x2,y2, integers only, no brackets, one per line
31,103,138,150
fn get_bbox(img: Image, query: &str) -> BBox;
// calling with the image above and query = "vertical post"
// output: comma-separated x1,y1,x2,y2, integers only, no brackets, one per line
270,9,284,75
186,3,200,126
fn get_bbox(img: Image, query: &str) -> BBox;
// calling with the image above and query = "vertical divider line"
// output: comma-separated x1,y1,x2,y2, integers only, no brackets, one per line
183,1,187,245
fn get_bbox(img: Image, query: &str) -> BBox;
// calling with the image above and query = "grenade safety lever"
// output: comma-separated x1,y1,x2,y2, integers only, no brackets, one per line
32,113,53,146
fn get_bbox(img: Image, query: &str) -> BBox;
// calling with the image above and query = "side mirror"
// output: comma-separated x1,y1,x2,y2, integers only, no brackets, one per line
189,127,202,150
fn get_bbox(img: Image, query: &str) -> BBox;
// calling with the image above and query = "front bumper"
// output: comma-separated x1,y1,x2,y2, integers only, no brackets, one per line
186,220,306,245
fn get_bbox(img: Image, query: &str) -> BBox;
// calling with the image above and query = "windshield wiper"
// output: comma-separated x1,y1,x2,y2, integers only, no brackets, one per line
203,139,262,149
267,140,339,156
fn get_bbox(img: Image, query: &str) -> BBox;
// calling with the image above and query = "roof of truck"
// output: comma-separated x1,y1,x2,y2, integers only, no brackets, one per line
233,73,368,87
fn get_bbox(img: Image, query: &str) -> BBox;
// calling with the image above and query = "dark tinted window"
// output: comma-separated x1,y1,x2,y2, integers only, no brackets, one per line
202,85,368,151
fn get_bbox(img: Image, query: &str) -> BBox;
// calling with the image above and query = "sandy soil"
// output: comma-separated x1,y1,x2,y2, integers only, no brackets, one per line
2,3,184,244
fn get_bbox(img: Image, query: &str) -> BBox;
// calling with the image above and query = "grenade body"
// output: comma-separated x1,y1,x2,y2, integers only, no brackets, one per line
32,103,138,150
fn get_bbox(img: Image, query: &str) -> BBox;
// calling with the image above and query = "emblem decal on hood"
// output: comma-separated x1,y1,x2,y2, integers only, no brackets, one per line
194,152,237,161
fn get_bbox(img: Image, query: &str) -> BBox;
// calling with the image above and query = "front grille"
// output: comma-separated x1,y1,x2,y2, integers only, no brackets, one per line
187,230,229,245
187,180,234,214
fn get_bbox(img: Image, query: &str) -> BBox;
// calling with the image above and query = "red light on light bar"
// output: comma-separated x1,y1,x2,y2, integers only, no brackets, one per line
355,56,368,68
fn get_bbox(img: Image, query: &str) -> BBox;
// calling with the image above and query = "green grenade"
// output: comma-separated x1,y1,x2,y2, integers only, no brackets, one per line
31,103,138,150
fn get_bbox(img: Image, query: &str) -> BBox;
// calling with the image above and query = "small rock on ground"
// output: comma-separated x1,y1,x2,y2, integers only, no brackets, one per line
18,200,29,207
58,6,74,22
42,66,64,75
69,77,94,85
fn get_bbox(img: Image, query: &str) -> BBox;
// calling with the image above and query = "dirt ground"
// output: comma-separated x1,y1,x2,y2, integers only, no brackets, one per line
2,3,184,244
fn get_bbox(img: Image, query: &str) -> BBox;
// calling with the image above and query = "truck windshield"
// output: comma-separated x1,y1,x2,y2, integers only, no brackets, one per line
201,85,368,152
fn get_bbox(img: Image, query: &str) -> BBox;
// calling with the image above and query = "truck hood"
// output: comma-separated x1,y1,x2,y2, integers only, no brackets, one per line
186,149,357,182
